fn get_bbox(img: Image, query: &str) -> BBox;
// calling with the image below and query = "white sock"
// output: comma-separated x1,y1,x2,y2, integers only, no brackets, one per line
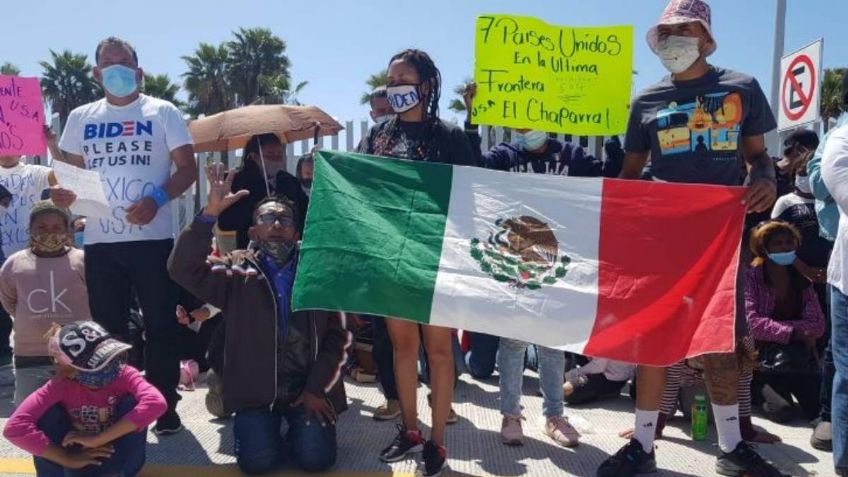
633,409,659,453
712,403,743,453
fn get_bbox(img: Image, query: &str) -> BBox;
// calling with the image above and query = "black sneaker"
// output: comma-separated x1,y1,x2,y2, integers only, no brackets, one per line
421,440,447,477
716,442,788,477
596,439,657,477
379,424,423,463
153,411,184,436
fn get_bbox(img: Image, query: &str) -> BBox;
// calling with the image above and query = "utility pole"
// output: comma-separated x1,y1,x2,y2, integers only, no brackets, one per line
768,0,787,154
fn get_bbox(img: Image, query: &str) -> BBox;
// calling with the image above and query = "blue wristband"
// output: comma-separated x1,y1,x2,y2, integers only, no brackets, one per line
196,214,217,225
149,186,169,208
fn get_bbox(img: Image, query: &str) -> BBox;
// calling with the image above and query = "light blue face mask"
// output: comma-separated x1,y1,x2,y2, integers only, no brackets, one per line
513,134,528,150
768,250,797,266
101,65,138,98
74,232,85,249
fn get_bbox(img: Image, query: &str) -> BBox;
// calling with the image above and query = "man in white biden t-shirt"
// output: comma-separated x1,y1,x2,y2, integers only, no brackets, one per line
51,37,197,435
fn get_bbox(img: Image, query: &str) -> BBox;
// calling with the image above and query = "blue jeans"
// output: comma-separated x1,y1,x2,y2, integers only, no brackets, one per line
34,397,146,477
464,332,499,379
233,405,336,474
498,338,564,418
822,337,835,422
832,286,848,471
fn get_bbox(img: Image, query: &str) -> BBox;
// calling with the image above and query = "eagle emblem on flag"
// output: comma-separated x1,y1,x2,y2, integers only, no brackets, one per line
470,216,570,289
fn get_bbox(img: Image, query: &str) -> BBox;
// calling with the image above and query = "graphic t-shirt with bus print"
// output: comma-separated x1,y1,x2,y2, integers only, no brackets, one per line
625,67,776,186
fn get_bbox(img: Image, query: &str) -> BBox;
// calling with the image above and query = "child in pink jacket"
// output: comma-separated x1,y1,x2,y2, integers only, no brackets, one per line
3,321,166,476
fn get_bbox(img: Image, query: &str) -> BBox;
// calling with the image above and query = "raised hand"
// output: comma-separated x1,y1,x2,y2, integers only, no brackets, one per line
203,164,249,217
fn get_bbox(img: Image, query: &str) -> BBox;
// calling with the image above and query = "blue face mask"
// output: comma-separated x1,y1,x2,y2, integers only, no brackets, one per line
513,134,528,150
100,65,138,98
76,360,122,389
768,250,797,266
74,232,85,249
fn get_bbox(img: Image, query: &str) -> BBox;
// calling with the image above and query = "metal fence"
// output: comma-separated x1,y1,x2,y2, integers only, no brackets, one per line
36,114,612,234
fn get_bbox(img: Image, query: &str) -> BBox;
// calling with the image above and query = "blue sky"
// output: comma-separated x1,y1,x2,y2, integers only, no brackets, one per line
2,0,845,125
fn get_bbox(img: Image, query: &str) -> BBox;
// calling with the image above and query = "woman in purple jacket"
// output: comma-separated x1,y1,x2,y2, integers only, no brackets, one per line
746,220,826,421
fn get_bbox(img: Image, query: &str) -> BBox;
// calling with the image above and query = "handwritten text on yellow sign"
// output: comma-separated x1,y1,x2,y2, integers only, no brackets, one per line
473,15,633,136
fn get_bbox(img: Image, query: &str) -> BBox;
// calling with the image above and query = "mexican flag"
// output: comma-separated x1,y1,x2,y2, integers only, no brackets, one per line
292,151,746,366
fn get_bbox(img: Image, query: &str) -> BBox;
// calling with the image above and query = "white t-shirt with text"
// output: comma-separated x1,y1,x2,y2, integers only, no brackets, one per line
59,95,192,245
771,193,814,219
0,163,52,256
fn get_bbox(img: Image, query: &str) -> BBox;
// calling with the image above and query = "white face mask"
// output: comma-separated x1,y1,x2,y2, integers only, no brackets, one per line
656,35,702,74
795,175,811,194
373,114,395,124
386,84,421,113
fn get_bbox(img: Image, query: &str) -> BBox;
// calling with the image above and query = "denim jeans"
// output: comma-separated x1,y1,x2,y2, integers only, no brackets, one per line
233,405,336,474
831,285,848,470
498,338,564,418
14,363,54,406
822,337,835,422
464,332,499,379
33,397,146,477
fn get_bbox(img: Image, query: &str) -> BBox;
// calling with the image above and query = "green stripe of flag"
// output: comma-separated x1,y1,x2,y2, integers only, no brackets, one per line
292,150,454,322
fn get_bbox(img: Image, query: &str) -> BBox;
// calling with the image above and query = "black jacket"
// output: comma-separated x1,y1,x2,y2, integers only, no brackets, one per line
168,219,349,413
217,158,309,248
359,118,476,166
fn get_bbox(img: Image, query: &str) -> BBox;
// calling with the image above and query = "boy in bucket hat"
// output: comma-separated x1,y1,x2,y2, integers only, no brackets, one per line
599,1,787,476
3,321,166,477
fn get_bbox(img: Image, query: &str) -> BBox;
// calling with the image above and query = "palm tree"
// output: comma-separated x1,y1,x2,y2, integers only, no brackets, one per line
360,70,389,105
39,50,100,125
448,79,473,113
280,80,309,105
822,68,848,129
1,62,20,76
142,73,183,109
182,42,233,117
226,27,290,105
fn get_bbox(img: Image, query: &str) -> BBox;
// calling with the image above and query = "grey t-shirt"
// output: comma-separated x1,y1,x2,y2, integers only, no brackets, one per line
625,67,776,186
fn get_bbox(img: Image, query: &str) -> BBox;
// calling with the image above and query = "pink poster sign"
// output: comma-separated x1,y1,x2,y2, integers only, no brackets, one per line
0,75,46,156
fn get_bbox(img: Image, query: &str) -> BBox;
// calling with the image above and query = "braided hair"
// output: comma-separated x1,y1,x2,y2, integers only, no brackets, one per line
381,49,444,161
388,49,442,120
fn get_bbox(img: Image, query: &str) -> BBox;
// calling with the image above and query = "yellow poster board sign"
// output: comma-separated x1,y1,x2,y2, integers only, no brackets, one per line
473,15,633,136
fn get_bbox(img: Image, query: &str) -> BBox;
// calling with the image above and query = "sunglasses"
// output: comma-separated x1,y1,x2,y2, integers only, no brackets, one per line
257,213,294,227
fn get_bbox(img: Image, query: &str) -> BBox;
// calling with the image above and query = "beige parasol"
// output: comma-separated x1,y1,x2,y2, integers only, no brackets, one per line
188,104,343,153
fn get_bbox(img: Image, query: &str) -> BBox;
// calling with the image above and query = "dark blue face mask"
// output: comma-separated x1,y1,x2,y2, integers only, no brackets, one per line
76,360,122,388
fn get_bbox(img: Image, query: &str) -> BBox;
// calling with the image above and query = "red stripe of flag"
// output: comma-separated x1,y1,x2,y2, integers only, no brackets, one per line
584,179,746,366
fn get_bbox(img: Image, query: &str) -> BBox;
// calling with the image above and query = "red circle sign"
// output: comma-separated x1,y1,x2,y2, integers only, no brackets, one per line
781,54,816,122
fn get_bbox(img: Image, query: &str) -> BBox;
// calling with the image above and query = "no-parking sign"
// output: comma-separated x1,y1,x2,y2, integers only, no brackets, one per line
778,39,823,131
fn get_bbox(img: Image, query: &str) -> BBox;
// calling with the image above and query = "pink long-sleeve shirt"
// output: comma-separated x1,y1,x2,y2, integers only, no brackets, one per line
3,365,166,456
745,266,826,344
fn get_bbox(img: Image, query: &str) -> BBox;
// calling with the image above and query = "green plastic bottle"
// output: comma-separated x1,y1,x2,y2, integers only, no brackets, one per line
692,394,708,441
